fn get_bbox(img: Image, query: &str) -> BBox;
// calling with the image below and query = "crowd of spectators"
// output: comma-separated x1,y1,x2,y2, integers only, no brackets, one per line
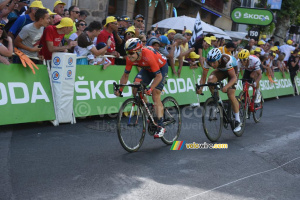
0,0,299,92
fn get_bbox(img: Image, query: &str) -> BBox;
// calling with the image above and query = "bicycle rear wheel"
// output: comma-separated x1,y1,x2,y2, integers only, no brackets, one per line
117,98,146,152
202,97,223,142
253,91,263,123
161,97,182,145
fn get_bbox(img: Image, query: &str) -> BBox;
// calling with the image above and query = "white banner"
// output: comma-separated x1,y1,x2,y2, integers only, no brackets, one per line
50,53,77,124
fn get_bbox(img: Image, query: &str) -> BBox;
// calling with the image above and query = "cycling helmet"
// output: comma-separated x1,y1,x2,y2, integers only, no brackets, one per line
238,49,250,59
124,38,143,51
207,48,222,62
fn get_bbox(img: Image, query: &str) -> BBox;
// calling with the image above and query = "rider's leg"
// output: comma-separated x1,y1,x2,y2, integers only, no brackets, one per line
228,88,240,122
207,73,218,94
152,89,163,125
250,70,262,89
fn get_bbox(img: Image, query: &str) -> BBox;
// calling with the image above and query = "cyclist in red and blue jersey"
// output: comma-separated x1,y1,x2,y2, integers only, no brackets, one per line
114,38,168,138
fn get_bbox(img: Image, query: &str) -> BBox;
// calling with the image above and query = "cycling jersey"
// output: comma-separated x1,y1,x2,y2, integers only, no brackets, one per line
237,55,261,71
204,54,234,72
125,46,167,75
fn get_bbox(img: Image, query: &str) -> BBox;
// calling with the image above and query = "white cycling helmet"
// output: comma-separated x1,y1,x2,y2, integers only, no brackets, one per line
207,48,222,62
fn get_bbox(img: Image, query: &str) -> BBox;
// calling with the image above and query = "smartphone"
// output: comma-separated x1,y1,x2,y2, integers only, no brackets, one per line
38,44,43,48
184,26,186,30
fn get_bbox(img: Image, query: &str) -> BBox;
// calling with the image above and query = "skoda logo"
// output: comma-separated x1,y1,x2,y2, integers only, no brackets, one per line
67,70,72,77
53,57,61,65
52,71,60,80
68,57,73,65
234,11,241,19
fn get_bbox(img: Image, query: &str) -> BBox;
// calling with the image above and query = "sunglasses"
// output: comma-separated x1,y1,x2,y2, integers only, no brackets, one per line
241,58,248,62
0,26,3,30
136,20,143,23
79,23,87,26
126,32,134,37
142,40,147,43
72,11,80,14
126,51,136,55
185,33,192,36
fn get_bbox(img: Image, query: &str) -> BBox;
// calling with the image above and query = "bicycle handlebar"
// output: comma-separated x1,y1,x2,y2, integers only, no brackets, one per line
113,82,147,97
195,81,223,95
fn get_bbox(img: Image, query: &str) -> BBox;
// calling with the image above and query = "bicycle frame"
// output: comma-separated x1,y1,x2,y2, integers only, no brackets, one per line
242,81,262,112
113,82,157,126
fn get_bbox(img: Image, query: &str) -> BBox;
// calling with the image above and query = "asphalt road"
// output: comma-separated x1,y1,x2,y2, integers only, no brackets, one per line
1,95,300,200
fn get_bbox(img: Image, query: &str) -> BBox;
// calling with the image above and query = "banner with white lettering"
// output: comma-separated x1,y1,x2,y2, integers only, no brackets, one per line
0,64,55,125
51,53,77,124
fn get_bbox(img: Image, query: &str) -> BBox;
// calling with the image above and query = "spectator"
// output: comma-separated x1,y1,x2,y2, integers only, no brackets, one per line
276,53,288,78
139,34,147,47
287,49,299,94
183,30,192,48
94,42,111,69
140,23,145,32
6,0,28,20
0,4,13,25
155,30,161,38
147,30,156,39
118,15,132,39
198,37,212,68
134,14,144,34
167,29,176,44
64,6,80,44
187,52,200,69
14,9,50,63
280,39,296,65
62,9,69,17
39,17,77,62
52,14,62,25
97,16,120,65
116,27,135,65
261,34,267,41
69,20,87,42
53,0,65,16
257,40,266,55
158,35,173,62
170,33,185,77
245,39,255,51
210,35,218,48
8,0,45,40
254,47,261,57
219,41,236,56
263,42,271,54
47,9,57,25
0,23,13,64
76,21,111,65
79,10,89,21
149,38,160,51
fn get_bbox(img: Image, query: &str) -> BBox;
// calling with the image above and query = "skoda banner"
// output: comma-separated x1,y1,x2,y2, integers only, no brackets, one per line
231,7,274,26
51,53,77,124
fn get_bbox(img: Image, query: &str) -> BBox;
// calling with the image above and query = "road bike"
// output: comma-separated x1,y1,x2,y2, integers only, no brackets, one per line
238,79,264,123
196,81,246,142
113,82,181,152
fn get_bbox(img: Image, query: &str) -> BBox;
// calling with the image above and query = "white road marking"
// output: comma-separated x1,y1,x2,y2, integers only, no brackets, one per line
184,156,300,200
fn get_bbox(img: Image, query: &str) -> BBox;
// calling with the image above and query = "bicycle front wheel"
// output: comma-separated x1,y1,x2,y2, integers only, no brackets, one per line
253,91,263,123
202,97,223,142
117,98,146,152
161,97,182,145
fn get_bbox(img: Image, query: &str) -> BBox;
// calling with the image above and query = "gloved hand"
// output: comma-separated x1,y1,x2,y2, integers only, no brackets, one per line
14,47,39,74
145,87,153,96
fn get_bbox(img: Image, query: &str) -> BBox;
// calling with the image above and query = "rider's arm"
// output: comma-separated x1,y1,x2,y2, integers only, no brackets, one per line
197,68,208,94
223,69,237,91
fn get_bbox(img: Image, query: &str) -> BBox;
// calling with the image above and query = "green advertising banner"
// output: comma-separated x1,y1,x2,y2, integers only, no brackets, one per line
0,64,56,125
73,65,201,117
73,65,295,117
231,7,274,26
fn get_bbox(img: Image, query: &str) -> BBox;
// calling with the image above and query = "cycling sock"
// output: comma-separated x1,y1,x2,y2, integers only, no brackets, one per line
234,112,240,122
157,118,164,127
